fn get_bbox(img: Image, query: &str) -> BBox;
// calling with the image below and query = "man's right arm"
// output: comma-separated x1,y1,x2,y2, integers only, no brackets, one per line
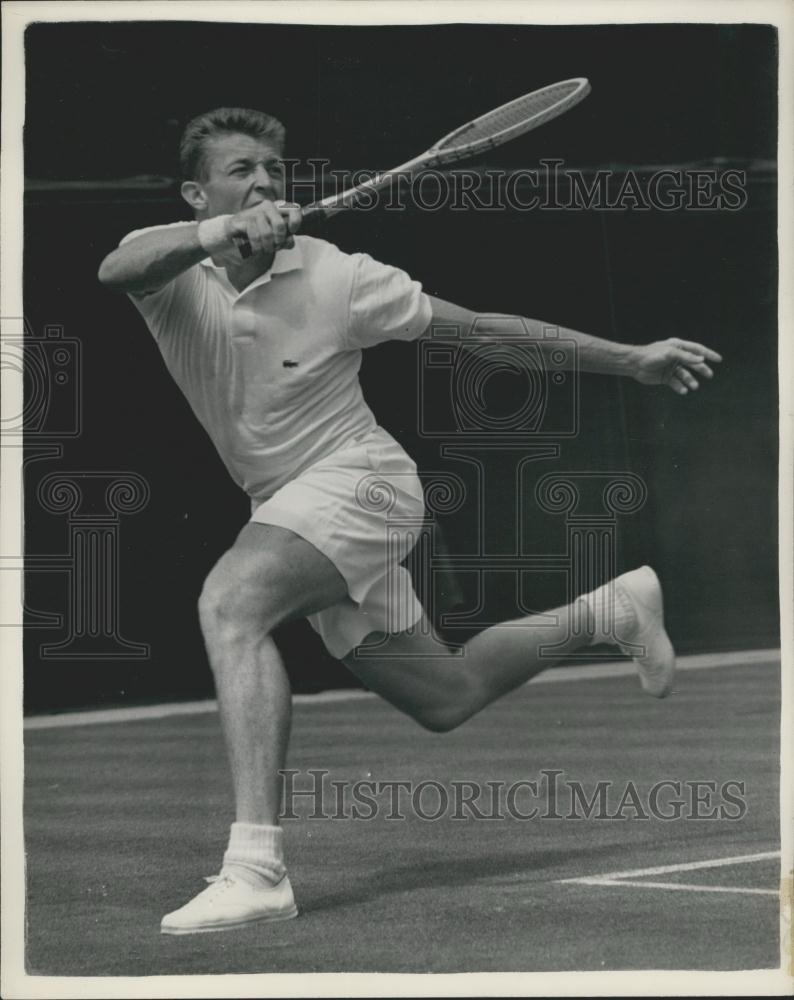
98,203,303,297
97,223,207,297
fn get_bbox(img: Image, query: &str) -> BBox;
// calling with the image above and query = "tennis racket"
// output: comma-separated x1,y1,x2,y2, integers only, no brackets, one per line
235,77,591,258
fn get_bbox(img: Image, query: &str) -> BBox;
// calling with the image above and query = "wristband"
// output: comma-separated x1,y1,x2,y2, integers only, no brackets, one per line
197,215,233,255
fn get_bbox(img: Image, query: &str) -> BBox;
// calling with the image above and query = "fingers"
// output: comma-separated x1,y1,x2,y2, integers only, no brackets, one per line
671,338,723,363
230,201,297,257
259,200,289,250
688,361,715,379
231,207,271,256
675,347,706,367
249,210,273,255
655,339,724,396
668,345,723,391
672,363,699,391
276,200,303,243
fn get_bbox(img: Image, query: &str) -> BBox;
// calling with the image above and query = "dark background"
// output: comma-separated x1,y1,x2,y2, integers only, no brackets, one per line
22,21,778,711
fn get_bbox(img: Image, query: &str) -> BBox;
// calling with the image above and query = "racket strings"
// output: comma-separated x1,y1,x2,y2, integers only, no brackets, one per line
435,80,588,152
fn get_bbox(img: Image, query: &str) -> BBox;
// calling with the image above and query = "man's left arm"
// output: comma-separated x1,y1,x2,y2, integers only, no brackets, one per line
424,295,722,395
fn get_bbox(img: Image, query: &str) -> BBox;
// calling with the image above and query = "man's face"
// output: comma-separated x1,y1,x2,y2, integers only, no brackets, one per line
195,132,286,217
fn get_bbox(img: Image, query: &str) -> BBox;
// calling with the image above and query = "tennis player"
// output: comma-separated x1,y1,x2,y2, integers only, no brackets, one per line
98,108,722,935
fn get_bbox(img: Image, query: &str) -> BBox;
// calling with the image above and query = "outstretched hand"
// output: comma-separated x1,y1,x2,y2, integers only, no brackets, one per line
632,338,723,395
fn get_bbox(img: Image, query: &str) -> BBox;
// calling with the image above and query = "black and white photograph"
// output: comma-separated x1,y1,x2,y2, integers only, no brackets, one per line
1,1,791,995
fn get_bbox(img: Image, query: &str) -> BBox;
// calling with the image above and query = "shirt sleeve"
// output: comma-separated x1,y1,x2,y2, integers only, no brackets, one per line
346,252,432,349
119,222,203,340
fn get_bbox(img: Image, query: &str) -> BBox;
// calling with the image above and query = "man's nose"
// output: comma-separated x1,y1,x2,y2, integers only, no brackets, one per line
252,165,274,191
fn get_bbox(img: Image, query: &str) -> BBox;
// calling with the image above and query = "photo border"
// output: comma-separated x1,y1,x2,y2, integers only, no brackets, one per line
2,2,791,997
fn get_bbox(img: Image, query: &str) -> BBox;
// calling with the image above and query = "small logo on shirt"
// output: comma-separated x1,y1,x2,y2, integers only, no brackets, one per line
282,360,299,368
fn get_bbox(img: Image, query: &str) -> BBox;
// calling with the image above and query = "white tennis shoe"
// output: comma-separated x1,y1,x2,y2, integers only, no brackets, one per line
160,870,298,935
614,565,676,698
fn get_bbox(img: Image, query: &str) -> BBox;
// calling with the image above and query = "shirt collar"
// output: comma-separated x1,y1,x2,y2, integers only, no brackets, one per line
199,240,303,290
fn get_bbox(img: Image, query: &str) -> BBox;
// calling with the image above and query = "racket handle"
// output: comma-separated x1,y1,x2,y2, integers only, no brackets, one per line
301,204,328,226
233,204,327,259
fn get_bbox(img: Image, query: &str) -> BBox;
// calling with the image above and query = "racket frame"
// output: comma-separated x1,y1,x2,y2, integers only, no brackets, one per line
236,77,591,248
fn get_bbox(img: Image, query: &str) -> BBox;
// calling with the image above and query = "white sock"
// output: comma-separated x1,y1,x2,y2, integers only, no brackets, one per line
222,822,286,886
578,579,637,646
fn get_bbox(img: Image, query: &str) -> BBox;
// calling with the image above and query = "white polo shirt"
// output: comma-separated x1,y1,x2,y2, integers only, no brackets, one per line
123,226,432,501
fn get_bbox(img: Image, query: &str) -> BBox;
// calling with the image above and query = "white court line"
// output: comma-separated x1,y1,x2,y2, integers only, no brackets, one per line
529,647,778,685
560,849,781,882
23,689,374,730
559,850,781,897
23,647,780,730
573,880,778,897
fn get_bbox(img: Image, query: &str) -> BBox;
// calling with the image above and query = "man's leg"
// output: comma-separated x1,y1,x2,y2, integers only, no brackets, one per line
161,522,348,934
344,567,673,732
198,523,346,825
344,603,580,732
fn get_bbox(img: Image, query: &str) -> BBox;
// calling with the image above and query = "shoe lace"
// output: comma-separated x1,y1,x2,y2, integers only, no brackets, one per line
200,873,236,898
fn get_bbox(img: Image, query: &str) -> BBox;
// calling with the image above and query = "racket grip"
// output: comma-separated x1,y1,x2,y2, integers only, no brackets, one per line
233,204,327,259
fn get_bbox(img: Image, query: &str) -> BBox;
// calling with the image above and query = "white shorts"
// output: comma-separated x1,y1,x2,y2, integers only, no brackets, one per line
249,427,426,658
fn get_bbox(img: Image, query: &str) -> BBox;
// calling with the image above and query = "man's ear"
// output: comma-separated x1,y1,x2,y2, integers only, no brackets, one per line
181,180,208,212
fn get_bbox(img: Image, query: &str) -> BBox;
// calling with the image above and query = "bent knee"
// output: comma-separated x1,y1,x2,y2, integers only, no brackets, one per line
412,693,480,733
414,709,464,733
198,561,282,640
365,668,488,734
413,667,491,732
